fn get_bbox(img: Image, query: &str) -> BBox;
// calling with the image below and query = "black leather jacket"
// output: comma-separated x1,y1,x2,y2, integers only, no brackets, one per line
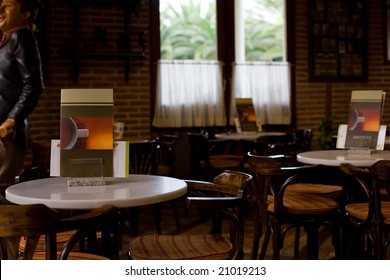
0,28,44,149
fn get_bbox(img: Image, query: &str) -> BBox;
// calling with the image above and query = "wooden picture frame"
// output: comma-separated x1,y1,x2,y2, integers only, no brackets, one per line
309,0,367,81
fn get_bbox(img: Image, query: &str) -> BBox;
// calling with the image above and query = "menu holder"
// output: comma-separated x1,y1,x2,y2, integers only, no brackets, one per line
60,89,114,177
235,98,261,132
50,139,129,178
67,158,106,188
344,90,386,151
337,89,387,153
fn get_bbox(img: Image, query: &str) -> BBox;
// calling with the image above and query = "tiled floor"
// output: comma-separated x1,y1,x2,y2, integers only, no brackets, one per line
120,197,336,260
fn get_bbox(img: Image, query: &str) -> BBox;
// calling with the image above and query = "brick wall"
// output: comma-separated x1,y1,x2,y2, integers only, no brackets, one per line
27,0,151,161
295,0,390,148
25,0,390,166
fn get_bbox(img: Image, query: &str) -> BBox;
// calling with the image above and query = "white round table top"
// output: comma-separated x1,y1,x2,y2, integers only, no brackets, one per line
297,150,390,167
5,175,187,210
214,131,286,140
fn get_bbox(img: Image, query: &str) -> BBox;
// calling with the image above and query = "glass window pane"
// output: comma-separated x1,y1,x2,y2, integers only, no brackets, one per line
160,0,217,60
236,0,285,62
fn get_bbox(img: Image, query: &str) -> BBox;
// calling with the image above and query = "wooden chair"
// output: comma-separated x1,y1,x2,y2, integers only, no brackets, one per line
247,153,341,259
187,132,243,181
1,203,119,260
155,134,181,229
128,170,253,260
128,140,158,175
14,166,50,184
292,128,312,151
244,134,295,156
13,168,119,259
155,134,178,177
126,140,180,235
0,204,58,260
340,161,390,259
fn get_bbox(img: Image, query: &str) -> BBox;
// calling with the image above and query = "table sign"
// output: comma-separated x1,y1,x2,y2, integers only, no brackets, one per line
60,89,114,179
337,90,386,153
337,124,387,151
235,98,261,132
50,140,129,178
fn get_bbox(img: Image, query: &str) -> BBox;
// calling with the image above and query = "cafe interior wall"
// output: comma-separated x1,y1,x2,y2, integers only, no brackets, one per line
22,0,390,173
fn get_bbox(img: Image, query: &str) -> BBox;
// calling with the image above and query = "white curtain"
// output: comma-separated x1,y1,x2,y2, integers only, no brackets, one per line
231,62,291,125
152,60,226,127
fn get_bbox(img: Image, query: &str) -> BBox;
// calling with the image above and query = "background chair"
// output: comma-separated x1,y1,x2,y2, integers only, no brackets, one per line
292,128,313,152
247,153,341,259
340,161,390,259
155,134,178,177
128,140,159,175
0,204,58,260
14,166,50,184
244,134,295,156
126,140,180,235
187,132,243,181
12,168,120,259
128,170,253,260
1,204,119,260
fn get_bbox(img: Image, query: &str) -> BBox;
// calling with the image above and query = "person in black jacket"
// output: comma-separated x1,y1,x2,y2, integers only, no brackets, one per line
0,0,43,184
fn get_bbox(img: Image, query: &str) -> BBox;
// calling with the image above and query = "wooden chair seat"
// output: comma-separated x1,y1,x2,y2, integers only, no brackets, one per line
345,201,390,224
31,251,109,260
340,162,390,259
267,194,339,215
286,183,343,199
19,230,78,252
157,165,171,176
247,153,342,259
128,170,253,260
204,154,243,169
380,187,390,201
129,234,233,260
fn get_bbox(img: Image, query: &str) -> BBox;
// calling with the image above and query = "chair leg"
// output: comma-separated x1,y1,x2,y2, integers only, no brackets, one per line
152,205,162,235
272,222,282,259
293,226,301,259
126,208,139,236
251,222,262,259
171,200,181,230
305,223,319,260
259,225,271,259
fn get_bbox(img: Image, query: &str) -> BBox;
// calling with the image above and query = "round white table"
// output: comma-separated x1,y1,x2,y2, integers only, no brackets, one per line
214,131,286,140
297,150,390,167
5,175,187,210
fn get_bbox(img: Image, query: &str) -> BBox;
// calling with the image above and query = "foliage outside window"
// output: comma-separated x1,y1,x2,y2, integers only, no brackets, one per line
153,0,290,128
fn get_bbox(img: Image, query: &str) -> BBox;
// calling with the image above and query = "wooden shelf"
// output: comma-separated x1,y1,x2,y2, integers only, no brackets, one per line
61,0,144,83
65,52,145,83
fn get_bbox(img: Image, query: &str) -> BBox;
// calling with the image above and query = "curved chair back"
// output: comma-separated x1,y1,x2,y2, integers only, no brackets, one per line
128,140,158,175
0,204,59,260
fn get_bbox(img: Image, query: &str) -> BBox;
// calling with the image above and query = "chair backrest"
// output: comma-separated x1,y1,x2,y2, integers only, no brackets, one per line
185,170,253,259
15,167,50,184
128,140,158,175
0,204,59,260
187,132,209,177
292,128,312,151
246,134,294,156
247,152,325,218
341,160,390,226
155,134,178,176
58,204,119,260
31,141,51,173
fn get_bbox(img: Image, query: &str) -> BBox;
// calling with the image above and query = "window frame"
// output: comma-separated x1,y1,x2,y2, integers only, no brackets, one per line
149,0,296,128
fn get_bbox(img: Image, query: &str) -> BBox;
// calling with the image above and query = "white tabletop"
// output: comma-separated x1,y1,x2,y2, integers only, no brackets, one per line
214,131,286,140
5,175,187,210
297,150,390,167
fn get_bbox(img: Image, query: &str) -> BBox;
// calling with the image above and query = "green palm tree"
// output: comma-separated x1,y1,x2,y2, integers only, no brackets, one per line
160,0,216,60
160,0,283,61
